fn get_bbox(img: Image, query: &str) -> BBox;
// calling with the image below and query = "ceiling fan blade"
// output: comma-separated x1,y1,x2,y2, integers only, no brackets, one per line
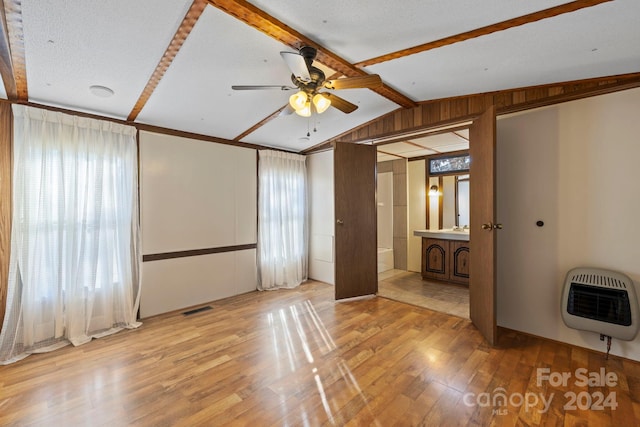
280,51,311,82
231,85,295,90
324,74,382,90
323,93,358,114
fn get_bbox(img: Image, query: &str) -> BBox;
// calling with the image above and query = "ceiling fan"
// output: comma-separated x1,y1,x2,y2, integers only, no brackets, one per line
232,46,383,117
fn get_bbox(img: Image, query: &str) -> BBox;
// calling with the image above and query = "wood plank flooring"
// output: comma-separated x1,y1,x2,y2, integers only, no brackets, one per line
0,280,638,426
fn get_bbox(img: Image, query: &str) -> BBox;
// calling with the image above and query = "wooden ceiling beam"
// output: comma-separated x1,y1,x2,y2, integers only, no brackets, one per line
127,0,208,121
233,104,287,141
1,0,27,101
208,0,417,109
0,2,16,99
355,0,613,68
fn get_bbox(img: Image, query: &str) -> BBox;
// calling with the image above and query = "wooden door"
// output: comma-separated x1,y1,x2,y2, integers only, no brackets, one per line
469,106,498,345
334,142,378,300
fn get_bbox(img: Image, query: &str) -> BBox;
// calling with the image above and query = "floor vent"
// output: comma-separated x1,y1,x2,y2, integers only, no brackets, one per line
183,306,213,316
562,267,639,341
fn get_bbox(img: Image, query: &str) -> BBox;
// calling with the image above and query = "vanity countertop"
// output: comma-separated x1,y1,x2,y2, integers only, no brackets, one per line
414,229,470,241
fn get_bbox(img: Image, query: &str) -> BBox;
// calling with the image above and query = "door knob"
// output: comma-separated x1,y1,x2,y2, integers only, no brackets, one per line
481,222,503,230
336,219,344,225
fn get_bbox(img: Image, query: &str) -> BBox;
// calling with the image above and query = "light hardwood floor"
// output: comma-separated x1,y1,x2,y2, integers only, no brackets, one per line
0,280,638,426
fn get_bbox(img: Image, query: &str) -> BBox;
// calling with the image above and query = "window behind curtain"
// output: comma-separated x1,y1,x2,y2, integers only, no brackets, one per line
0,105,141,365
257,150,308,290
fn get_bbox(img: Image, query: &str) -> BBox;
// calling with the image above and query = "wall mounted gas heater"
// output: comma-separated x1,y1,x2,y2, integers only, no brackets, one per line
562,267,640,357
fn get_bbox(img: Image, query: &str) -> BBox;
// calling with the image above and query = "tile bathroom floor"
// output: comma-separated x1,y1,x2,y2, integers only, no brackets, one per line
377,269,469,319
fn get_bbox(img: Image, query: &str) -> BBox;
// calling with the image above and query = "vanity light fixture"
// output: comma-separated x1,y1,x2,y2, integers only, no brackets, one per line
428,185,440,196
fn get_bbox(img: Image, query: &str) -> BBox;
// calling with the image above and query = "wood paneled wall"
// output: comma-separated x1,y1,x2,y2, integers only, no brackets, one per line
304,72,640,153
0,102,11,329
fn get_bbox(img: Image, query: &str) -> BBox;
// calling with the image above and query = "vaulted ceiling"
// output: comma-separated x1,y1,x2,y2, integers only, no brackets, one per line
0,0,638,152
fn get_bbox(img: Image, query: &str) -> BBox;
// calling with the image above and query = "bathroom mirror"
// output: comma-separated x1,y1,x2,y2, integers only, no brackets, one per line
427,172,470,229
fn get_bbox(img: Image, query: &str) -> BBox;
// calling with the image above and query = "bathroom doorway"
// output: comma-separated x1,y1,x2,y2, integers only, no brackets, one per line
375,126,471,319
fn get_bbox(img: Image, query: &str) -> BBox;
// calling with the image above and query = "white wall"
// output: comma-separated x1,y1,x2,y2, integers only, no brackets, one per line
496,87,640,361
377,172,393,249
408,160,426,272
308,150,335,284
139,131,257,317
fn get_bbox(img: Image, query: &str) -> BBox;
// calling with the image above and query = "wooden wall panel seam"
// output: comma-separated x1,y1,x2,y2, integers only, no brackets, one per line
143,243,257,262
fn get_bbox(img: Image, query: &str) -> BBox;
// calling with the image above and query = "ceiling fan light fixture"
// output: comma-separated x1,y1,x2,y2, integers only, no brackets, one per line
313,93,331,114
295,101,312,117
289,91,308,111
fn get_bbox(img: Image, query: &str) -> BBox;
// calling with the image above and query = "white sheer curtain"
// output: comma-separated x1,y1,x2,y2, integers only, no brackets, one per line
257,150,308,290
0,105,141,364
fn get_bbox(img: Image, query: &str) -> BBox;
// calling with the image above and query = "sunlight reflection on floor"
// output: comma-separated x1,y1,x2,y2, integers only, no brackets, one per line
266,299,375,424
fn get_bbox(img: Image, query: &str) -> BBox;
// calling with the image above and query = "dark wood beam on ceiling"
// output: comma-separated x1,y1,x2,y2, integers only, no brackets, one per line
0,3,16,99
127,0,208,121
233,105,287,141
207,0,417,110
355,0,613,68
0,0,27,100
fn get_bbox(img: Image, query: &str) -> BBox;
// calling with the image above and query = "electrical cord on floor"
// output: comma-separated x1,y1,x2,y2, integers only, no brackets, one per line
600,334,612,360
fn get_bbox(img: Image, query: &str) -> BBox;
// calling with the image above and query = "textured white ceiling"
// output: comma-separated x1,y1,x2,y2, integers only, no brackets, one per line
5,0,639,152
376,131,470,162
368,0,640,101
243,88,398,151
136,6,299,140
137,6,400,150
21,0,194,118
248,0,573,63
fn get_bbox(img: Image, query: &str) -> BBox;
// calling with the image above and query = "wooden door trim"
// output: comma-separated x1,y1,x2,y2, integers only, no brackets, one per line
0,102,12,330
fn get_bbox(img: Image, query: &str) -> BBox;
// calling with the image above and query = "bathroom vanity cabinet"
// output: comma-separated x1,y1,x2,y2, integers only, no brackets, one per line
420,237,470,285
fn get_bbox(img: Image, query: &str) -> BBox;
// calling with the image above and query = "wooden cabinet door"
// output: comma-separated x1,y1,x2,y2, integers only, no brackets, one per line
449,241,470,285
422,238,448,282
